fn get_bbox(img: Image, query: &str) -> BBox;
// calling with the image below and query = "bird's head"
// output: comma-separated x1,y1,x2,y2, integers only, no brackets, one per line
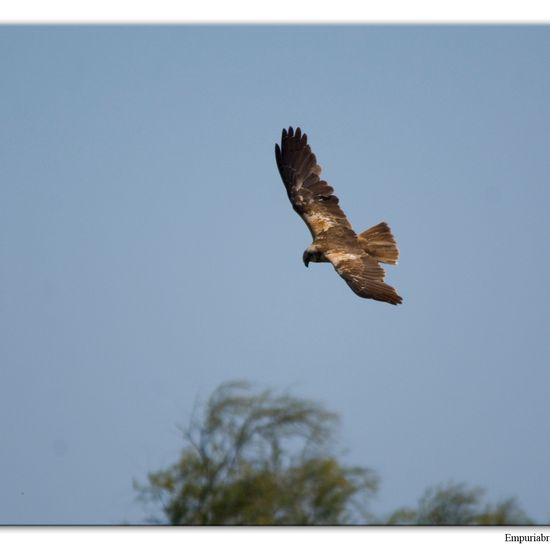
303,245,324,267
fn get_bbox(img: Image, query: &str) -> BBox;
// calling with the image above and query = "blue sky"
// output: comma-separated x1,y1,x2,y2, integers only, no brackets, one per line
1,25,549,524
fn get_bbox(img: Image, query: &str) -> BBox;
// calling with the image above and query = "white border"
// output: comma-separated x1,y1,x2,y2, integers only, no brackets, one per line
1,0,550,23
0,526,544,550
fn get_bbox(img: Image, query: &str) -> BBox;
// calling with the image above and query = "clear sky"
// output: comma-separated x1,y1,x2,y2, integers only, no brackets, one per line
1,25,549,524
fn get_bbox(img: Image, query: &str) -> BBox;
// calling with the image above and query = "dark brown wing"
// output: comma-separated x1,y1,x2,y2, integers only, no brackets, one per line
324,246,403,305
275,126,353,238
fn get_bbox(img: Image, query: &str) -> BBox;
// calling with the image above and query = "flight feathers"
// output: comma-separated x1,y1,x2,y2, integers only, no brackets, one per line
275,126,351,238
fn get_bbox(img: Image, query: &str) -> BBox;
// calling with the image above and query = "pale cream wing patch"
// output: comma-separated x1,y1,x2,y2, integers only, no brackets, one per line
302,209,341,235
325,249,402,305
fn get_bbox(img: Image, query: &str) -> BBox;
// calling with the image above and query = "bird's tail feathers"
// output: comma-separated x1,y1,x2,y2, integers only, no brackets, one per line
358,222,399,265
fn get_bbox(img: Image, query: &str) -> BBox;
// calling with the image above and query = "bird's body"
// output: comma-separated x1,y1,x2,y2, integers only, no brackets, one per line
275,127,402,305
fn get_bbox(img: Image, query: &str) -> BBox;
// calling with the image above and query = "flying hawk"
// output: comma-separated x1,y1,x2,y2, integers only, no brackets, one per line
275,127,402,305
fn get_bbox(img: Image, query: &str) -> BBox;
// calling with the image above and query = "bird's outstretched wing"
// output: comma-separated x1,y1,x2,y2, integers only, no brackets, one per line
275,126,352,238
324,249,403,305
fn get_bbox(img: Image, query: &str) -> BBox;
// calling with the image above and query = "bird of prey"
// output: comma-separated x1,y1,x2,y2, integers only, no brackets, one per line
275,127,402,305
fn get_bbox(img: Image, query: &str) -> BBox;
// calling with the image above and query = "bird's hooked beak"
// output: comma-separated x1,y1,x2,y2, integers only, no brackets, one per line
302,251,310,268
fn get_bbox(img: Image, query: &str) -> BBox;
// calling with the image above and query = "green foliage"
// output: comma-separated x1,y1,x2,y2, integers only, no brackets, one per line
476,497,533,526
386,481,532,525
135,381,378,525
136,381,533,525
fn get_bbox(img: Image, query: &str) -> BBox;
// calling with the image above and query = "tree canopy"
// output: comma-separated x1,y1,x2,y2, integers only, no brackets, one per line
386,482,532,525
136,380,532,526
136,381,378,525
